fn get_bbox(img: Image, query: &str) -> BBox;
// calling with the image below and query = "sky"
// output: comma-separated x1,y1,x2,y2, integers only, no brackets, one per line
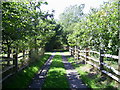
41,0,109,20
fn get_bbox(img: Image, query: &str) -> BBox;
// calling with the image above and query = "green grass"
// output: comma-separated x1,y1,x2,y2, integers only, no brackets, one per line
2,54,50,88
42,55,69,88
67,56,118,89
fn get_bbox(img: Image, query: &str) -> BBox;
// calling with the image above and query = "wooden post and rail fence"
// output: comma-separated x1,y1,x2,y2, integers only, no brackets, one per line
0,50,30,83
69,46,120,83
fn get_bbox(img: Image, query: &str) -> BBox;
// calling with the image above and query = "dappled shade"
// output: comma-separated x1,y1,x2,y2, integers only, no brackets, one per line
43,55,69,88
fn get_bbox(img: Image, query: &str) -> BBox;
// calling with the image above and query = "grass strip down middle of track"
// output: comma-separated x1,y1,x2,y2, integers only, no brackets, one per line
43,55,69,88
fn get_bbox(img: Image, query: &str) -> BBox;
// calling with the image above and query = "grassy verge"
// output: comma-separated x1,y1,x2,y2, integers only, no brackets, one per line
2,54,50,88
67,56,118,89
42,55,69,88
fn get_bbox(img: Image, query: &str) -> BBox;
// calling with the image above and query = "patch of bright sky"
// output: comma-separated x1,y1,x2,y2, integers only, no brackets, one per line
41,0,109,20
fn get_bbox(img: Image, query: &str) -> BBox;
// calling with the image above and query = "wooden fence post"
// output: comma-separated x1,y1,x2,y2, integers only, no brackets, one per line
69,46,72,56
77,46,79,60
75,46,77,59
7,45,11,66
71,47,73,56
29,49,32,60
23,50,25,58
13,53,18,72
118,48,120,90
70,47,72,56
118,4,120,88
72,47,74,56
118,48,120,71
73,47,75,57
77,47,80,61
74,46,75,56
22,50,25,66
70,47,73,56
100,49,104,75
69,46,70,53
85,48,89,64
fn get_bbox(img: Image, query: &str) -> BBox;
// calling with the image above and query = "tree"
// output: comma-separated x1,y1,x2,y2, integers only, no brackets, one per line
2,1,59,60
59,4,85,46
64,0,119,55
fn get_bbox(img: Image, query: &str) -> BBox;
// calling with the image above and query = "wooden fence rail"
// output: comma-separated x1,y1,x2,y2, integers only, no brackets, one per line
69,46,120,83
0,50,29,83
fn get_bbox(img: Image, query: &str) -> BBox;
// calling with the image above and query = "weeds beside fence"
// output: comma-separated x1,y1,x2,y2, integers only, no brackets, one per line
69,46,120,83
1,48,45,83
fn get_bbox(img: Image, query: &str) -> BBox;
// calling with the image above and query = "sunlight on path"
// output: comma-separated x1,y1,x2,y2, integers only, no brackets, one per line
62,56,89,89
45,52,71,56
29,52,89,89
28,55,54,89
